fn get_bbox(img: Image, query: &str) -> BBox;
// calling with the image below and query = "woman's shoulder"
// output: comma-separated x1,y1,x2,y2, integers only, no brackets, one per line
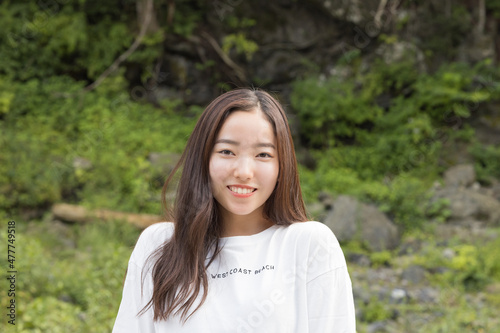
286,221,346,270
286,221,338,241
130,222,175,266
287,220,331,231
139,221,175,241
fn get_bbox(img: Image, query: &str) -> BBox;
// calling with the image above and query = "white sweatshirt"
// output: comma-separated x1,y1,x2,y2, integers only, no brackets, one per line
112,221,356,333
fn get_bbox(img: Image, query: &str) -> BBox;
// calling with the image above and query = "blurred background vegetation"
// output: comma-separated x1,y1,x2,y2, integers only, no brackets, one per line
1,0,500,332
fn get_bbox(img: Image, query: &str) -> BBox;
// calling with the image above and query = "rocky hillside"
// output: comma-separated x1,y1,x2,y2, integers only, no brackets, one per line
315,164,500,332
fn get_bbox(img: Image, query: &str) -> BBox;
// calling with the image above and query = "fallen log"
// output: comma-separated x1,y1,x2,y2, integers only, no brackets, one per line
51,203,163,229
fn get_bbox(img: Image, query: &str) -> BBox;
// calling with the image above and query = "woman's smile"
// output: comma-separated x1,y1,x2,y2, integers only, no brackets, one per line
227,185,257,197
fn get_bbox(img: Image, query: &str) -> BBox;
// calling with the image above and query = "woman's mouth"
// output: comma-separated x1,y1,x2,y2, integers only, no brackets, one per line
228,186,257,195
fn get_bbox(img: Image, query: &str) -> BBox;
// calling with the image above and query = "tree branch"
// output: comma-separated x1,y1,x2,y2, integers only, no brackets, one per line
374,0,388,29
478,0,485,35
83,0,154,92
199,31,247,83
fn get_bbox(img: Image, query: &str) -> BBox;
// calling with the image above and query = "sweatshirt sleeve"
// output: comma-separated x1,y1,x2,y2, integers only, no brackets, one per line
112,261,156,333
112,222,174,333
305,222,356,333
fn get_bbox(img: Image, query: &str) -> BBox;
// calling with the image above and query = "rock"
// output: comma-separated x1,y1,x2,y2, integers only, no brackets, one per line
323,195,400,251
318,191,334,210
319,0,380,25
367,321,389,333
347,253,371,267
78,312,87,322
485,282,500,294
409,287,439,303
323,195,358,242
306,202,327,222
50,220,77,249
491,181,500,202
252,50,306,84
442,248,455,260
432,188,500,225
398,238,423,255
366,269,396,287
458,33,496,63
430,266,451,275
443,164,476,188
360,204,400,252
72,157,92,170
435,223,499,243
353,285,371,304
159,52,215,106
58,294,75,303
401,265,426,285
390,288,408,304
471,182,481,191
375,41,426,73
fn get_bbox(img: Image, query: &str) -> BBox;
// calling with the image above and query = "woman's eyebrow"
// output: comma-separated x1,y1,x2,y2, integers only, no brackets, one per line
254,142,276,149
215,139,275,149
215,139,238,145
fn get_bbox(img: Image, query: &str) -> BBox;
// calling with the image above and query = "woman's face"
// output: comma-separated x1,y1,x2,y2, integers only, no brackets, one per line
209,109,279,223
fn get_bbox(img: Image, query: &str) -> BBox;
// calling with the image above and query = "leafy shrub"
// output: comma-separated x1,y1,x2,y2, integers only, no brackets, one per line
362,297,392,323
0,75,197,213
0,219,140,333
470,143,500,184
413,237,500,292
370,250,393,268
292,59,500,232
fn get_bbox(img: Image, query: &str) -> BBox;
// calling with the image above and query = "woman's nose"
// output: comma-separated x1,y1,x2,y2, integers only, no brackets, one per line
233,157,254,180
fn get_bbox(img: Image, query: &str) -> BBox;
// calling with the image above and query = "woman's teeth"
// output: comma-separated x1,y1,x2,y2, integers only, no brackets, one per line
230,186,254,194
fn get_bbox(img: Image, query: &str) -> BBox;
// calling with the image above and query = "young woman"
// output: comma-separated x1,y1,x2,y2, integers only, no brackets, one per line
112,88,356,332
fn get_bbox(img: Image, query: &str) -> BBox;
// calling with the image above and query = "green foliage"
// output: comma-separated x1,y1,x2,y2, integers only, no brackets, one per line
369,250,393,268
470,143,500,184
83,20,132,79
0,219,140,333
0,74,197,213
404,2,471,60
291,76,382,148
292,59,500,232
486,0,500,19
0,1,136,81
412,288,499,333
426,198,451,223
362,297,392,323
222,33,259,61
411,236,500,292
20,296,84,332
480,237,500,281
166,0,203,37
448,244,488,291
224,16,256,30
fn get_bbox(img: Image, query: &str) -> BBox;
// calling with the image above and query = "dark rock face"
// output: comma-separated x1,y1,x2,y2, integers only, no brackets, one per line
129,1,498,110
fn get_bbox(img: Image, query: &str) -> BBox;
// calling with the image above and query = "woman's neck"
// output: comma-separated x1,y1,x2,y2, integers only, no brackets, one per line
220,209,274,237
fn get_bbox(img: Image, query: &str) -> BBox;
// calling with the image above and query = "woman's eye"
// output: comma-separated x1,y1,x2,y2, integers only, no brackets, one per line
257,152,272,158
219,149,233,155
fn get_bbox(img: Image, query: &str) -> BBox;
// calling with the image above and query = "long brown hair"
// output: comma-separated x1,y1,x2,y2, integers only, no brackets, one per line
141,88,307,321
